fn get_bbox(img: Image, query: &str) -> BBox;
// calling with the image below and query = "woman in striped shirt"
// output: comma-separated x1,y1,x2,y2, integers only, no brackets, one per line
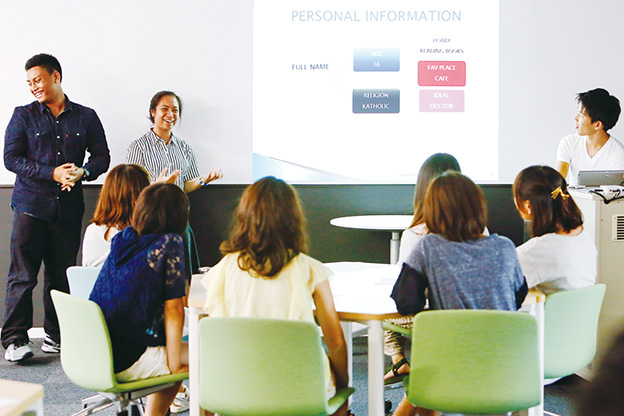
126,90,222,191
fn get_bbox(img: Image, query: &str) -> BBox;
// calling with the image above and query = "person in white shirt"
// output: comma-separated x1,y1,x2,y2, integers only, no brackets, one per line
556,88,624,186
513,165,597,294
82,164,150,267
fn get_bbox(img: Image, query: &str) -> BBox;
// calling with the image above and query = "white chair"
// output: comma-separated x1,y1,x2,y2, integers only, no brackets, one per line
66,266,102,299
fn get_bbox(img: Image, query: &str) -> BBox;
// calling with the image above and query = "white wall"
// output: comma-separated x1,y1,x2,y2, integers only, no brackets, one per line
498,0,624,182
0,0,252,184
1,0,623,184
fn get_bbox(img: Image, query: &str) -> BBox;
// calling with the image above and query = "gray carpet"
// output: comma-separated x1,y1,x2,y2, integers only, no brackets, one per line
1,336,585,416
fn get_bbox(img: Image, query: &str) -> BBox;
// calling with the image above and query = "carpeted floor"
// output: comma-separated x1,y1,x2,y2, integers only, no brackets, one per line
1,336,586,416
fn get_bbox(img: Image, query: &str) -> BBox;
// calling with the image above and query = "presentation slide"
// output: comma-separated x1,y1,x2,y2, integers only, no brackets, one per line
253,0,499,183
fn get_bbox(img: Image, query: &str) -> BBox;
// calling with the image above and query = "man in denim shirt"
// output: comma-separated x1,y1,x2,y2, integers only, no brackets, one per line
2,54,110,361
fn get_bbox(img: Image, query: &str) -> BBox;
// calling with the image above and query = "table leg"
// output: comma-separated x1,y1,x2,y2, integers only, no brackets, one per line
341,321,354,408
367,320,385,416
390,231,400,264
520,301,545,416
341,322,354,384
189,306,200,416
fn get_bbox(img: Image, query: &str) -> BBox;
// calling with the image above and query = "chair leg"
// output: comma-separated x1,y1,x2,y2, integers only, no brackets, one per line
71,394,115,416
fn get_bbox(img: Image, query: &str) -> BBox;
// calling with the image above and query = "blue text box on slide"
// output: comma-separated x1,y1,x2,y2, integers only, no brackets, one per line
353,48,400,71
353,89,400,113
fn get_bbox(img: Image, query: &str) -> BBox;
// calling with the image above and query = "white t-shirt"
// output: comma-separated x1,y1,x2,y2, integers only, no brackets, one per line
516,229,597,295
557,134,624,186
398,223,427,264
81,223,119,267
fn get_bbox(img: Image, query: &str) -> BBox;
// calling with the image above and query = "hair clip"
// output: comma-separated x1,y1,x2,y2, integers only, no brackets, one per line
551,186,569,200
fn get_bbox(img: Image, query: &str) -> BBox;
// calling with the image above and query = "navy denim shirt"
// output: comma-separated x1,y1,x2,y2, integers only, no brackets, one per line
4,97,110,223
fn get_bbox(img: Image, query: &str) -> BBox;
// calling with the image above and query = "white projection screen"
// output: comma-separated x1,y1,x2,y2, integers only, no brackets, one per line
1,0,624,185
253,1,499,183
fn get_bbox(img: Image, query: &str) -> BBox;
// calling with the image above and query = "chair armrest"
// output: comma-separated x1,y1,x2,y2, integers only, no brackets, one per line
382,322,412,338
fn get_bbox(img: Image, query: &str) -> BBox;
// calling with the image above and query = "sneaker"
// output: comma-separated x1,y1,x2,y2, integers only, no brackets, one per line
41,334,60,354
4,339,34,362
170,384,189,413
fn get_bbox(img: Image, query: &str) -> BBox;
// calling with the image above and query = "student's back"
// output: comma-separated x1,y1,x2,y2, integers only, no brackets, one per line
202,252,329,321
406,233,523,311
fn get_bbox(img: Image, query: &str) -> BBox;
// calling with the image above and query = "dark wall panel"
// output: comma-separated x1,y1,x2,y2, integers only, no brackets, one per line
0,184,523,326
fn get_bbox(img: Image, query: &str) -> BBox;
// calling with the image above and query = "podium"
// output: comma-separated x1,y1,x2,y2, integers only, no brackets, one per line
571,190,624,368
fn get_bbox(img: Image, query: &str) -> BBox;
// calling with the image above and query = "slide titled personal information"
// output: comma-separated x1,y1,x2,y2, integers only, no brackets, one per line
253,0,499,183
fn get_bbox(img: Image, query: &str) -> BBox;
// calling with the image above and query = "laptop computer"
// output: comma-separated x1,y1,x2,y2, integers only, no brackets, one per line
577,170,624,187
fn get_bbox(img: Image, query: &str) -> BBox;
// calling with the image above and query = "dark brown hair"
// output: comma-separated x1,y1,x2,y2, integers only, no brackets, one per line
221,176,307,278
411,153,461,228
513,165,583,237
577,88,620,132
132,183,189,237
424,172,487,242
148,90,183,123
92,164,150,238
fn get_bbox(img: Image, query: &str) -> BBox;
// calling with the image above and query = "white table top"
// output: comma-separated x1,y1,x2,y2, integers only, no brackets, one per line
330,215,413,232
0,379,43,416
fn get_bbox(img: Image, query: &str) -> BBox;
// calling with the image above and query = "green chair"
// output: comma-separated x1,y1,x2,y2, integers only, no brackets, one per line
543,284,606,379
198,316,355,416
50,290,188,416
404,309,541,415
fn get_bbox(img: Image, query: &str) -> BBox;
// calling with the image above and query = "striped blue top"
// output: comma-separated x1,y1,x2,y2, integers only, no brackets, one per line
126,129,201,189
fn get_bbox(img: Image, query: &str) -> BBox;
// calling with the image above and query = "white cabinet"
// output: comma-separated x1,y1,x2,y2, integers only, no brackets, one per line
571,190,624,364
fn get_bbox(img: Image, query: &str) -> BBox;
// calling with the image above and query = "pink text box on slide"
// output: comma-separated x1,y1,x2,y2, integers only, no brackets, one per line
418,61,466,87
419,90,464,112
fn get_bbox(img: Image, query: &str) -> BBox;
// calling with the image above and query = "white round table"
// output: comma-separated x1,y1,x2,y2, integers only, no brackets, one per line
330,215,413,264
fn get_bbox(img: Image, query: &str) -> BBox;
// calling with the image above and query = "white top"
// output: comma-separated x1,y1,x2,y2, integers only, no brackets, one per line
398,223,427,264
81,223,119,267
557,134,624,186
516,229,597,295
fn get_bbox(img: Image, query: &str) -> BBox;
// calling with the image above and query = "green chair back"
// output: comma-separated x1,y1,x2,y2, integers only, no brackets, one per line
406,309,541,414
51,290,118,392
543,284,606,379
51,290,189,396
198,317,354,416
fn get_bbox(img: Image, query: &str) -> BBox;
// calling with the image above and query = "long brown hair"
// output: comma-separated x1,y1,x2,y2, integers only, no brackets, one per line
221,176,307,278
424,172,487,242
92,164,150,238
132,183,189,237
410,153,461,228
513,165,583,237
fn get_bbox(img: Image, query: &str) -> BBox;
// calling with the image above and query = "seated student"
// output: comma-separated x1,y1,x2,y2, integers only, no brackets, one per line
201,176,349,416
398,153,461,264
390,172,527,416
513,165,597,294
386,153,461,383
556,88,624,186
90,183,189,416
82,164,150,267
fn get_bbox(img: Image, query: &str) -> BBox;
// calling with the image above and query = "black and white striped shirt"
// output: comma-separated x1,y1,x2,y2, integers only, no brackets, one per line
126,129,201,189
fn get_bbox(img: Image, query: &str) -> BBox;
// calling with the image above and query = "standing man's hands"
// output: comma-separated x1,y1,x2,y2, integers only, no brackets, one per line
53,162,84,191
